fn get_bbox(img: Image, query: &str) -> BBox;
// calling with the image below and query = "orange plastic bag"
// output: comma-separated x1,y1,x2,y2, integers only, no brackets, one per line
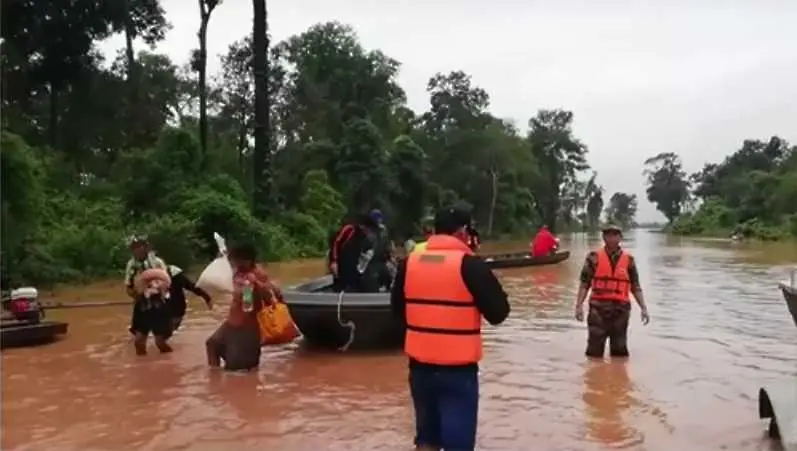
257,300,299,345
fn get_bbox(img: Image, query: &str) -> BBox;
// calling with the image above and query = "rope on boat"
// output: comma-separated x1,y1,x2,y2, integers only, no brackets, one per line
336,290,355,352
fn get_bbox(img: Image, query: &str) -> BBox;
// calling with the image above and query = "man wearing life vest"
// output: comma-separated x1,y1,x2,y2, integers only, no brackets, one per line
390,205,510,451
574,224,650,358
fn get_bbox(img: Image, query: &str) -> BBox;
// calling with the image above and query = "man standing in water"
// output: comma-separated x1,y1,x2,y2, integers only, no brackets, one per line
391,205,510,451
574,224,650,358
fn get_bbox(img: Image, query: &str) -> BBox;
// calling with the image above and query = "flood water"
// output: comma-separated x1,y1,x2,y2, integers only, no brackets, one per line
2,231,796,451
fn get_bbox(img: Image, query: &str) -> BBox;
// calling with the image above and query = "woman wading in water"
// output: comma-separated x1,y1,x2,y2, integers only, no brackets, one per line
205,243,271,371
125,236,173,355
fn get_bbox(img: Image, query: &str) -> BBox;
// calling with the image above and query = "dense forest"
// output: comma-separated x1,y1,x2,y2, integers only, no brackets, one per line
2,1,641,286
643,137,797,240
2,3,792,288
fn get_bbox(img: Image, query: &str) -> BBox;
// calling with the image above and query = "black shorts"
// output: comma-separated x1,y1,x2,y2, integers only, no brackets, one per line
130,304,173,338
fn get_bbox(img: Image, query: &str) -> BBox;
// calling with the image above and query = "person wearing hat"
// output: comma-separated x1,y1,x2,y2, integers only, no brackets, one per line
574,224,650,358
124,235,173,355
390,204,510,451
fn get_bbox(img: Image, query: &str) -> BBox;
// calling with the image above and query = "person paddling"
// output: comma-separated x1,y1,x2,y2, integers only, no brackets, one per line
530,224,558,257
574,225,650,358
391,204,510,451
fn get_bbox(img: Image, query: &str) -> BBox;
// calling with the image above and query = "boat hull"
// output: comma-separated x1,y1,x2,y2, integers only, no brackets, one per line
0,321,68,349
482,250,570,270
287,303,403,350
779,283,797,328
282,276,402,350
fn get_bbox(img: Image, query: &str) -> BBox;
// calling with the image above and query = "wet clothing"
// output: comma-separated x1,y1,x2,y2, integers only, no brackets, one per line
207,264,269,371
206,321,261,371
410,365,479,450
531,227,557,256
579,247,641,357
130,294,173,337
126,254,170,337
587,301,631,357
391,234,509,451
166,265,210,334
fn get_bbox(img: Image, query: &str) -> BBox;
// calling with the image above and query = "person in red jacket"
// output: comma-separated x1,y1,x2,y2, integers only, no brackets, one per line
530,225,558,256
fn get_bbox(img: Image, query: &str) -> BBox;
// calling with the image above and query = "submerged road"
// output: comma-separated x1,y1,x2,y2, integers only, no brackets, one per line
2,231,796,450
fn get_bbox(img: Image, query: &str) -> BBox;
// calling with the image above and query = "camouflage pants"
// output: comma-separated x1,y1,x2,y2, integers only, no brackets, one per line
586,301,631,358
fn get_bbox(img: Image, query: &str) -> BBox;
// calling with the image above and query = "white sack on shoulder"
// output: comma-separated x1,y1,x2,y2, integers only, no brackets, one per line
197,232,233,293
197,256,234,293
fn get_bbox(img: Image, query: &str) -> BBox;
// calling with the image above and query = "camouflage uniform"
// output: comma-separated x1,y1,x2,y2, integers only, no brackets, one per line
579,247,641,357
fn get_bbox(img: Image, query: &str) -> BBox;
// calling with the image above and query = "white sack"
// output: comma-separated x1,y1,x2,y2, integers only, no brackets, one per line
197,232,234,293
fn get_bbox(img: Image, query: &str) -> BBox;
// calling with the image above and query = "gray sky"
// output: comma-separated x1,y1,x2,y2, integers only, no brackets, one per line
100,0,797,222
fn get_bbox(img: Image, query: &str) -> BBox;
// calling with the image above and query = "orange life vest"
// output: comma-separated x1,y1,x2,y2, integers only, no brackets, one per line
590,248,631,303
403,235,482,365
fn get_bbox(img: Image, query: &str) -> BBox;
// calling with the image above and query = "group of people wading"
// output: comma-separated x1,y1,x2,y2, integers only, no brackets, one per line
391,206,650,451
124,204,650,451
124,236,283,371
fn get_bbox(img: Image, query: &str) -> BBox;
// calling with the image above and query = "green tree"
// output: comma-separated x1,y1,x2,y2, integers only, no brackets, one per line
527,109,590,232
604,192,638,228
643,152,690,223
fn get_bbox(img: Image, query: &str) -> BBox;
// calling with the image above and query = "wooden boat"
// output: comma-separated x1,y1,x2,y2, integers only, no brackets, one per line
482,250,570,270
0,321,69,349
282,276,402,351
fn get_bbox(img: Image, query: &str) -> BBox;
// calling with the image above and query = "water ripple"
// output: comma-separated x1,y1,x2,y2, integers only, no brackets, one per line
2,231,796,450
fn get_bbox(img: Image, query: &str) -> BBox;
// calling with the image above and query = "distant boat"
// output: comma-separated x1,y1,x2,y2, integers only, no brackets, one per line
481,250,570,270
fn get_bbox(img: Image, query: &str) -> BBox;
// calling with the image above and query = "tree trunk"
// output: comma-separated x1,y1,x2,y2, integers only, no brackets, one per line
123,0,138,146
487,168,498,236
48,83,59,149
197,17,209,168
251,0,272,219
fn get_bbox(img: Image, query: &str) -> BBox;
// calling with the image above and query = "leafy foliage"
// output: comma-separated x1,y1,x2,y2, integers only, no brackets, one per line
2,5,604,286
656,137,797,240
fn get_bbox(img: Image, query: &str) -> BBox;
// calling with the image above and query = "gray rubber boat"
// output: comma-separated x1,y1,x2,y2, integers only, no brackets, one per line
281,275,402,350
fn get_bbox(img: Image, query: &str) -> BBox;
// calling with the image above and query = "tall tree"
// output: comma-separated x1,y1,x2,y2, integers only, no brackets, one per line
527,109,589,232
192,0,221,166
251,0,272,218
604,192,638,228
643,152,690,223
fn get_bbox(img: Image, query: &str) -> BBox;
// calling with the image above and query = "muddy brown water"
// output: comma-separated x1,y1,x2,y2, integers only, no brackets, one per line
2,231,796,451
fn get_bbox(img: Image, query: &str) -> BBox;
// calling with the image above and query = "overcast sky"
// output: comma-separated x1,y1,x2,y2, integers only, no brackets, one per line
100,0,797,222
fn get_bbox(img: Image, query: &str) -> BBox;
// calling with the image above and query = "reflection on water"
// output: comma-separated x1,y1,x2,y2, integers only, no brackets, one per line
2,231,797,450
582,359,641,448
